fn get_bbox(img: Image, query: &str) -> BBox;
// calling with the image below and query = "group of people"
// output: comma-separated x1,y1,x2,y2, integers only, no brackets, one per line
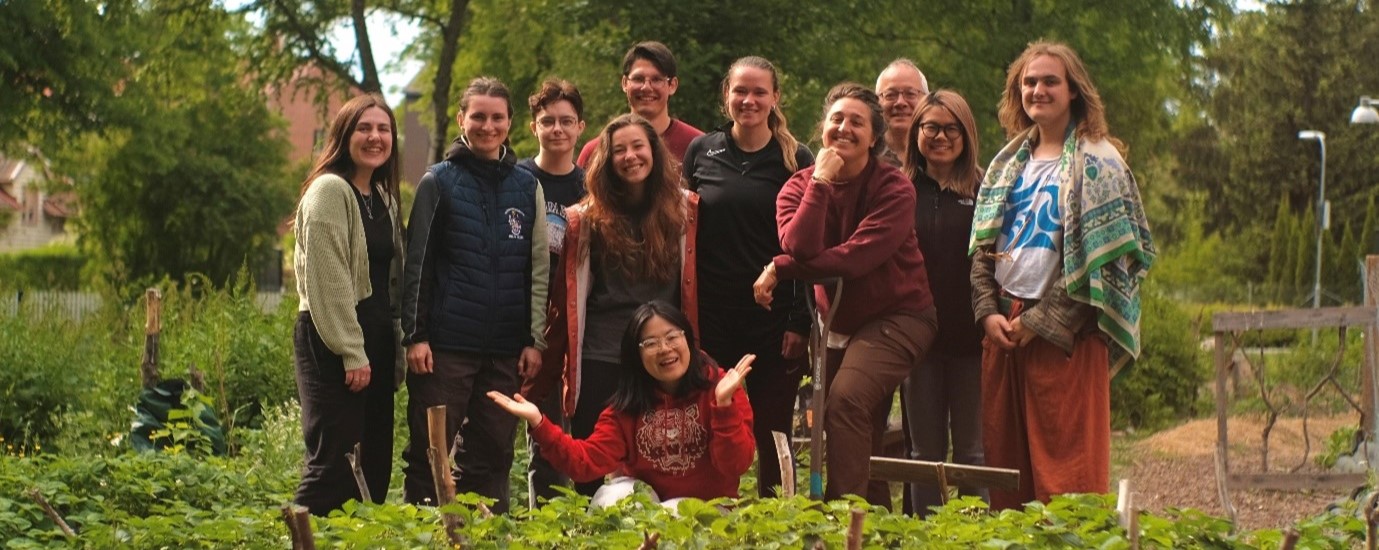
289,38,1155,518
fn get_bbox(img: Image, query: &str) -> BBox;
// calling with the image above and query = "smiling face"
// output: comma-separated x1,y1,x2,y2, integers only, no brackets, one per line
610,124,654,186
916,106,964,172
349,106,393,175
821,97,877,166
459,94,511,160
1020,55,1077,132
622,59,677,120
530,99,584,157
638,314,691,393
725,65,778,131
876,64,926,137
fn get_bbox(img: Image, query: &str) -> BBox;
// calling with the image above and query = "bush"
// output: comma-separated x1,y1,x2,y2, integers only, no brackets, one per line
0,243,86,290
0,314,111,452
1112,281,1207,430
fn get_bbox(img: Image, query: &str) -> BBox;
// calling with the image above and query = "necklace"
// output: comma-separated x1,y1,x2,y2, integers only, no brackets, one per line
357,186,375,220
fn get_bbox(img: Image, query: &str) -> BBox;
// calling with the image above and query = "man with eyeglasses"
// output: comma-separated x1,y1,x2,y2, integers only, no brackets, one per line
577,41,704,167
875,58,930,167
517,78,587,508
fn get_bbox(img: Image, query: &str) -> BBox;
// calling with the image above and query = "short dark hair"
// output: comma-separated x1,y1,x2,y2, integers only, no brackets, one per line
621,41,678,78
609,301,710,415
820,82,887,158
527,78,584,120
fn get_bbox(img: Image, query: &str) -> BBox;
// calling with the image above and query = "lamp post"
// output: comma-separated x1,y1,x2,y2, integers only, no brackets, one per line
1353,96,1379,125
1298,130,1327,309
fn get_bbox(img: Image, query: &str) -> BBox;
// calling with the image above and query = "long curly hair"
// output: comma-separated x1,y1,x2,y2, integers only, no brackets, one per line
997,41,1124,153
580,114,686,282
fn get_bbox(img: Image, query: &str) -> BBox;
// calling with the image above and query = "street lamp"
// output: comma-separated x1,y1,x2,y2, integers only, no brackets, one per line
1298,130,1327,309
1353,96,1379,125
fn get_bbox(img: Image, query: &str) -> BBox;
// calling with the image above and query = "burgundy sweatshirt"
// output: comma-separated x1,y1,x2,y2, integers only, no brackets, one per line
773,160,934,335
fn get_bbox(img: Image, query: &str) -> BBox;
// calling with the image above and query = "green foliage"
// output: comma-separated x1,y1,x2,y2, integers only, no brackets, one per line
1317,424,1360,469
0,243,86,290
0,279,295,455
1112,282,1206,430
0,454,1366,549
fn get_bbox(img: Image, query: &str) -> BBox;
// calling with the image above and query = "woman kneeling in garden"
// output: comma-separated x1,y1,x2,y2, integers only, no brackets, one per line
489,301,755,508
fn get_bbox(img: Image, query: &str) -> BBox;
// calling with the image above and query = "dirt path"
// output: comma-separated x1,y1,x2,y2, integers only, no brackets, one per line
1114,414,1361,531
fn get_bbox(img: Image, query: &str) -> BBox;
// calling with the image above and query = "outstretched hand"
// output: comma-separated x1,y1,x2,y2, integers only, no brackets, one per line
715,354,755,407
486,391,542,426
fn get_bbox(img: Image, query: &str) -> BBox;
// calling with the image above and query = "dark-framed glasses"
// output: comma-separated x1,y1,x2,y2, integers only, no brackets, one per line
918,123,963,140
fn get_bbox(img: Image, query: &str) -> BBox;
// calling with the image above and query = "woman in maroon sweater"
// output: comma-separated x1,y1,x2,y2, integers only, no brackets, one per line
753,82,937,508
489,301,754,507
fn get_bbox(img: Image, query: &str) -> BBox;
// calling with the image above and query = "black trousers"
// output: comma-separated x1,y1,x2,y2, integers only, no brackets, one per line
699,304,806,497
526,380,570,507
402,350,520,513
567,358,622,497
293,312,395,516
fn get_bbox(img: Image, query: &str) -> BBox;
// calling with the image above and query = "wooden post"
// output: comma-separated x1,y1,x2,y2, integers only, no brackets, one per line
637,531,661,550
427,406,464,546
771,430,795,498
1214,329,1234,523
280,504,315,550
845,508,865,550
1364,256,1379,444
26,488,76,540
140,288,162,389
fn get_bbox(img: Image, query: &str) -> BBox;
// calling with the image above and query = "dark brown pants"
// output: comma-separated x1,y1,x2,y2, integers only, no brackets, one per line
402,350,520,513
823,308,937,508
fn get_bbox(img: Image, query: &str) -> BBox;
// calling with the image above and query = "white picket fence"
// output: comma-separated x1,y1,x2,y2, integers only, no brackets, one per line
3,290,290,321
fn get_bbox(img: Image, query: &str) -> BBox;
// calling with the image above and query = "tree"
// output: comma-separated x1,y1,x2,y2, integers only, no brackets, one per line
66,0,294,287
0,0,140,152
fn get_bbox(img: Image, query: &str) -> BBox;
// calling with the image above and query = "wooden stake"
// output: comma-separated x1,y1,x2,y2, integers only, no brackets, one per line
771,430,795,497
845,508,865,550
26,488,75,539
346,441,372,504
140,288,162,388
1127,502,1139,550
637,531,661,550
427,406,464,547
1364,490,1379,550
1116,479,1132,528
280,504,315,550
1280,527,1299,550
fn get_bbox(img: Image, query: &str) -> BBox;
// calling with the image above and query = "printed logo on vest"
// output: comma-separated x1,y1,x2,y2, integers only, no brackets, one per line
505,208,526,239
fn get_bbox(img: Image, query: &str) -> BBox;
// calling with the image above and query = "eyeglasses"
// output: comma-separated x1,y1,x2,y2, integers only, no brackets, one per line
918,123,963,140
880,89,922,102
536,116,580,129
627,75,672,88
638,329,686,351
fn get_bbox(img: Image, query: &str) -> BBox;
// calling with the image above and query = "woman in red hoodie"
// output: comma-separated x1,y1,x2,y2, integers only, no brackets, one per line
489,301,754,507
753,82,937,508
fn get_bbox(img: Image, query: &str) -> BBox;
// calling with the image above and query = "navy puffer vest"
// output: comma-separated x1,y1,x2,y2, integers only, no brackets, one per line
426,160,537,355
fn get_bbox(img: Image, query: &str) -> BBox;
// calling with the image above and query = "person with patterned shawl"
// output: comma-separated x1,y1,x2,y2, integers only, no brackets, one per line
968,41,1155,510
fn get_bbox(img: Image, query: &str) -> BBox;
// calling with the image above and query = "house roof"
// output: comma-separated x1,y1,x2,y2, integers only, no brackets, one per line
0,188,19,211
43,192,75,218
0,158,24,184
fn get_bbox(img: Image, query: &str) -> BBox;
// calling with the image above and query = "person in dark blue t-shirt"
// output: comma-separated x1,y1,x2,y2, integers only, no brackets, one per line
516,78,587,507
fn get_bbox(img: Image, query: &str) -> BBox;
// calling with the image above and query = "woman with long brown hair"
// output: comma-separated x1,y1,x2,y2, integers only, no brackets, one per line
683,55,812,497
534,113,700,497
292,93,404,515
900,89,986,515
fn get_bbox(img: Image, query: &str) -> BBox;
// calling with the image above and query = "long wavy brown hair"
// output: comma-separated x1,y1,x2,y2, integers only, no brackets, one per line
903,90,982,198
581,114,685,282
997,41,1125,154
299,94,400,203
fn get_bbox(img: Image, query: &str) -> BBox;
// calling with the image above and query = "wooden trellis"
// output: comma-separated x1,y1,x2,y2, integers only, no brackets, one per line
1213,295,1378,522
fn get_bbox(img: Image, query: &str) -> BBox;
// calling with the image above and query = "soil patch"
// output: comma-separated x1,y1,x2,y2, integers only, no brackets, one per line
1117,414,1362,531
